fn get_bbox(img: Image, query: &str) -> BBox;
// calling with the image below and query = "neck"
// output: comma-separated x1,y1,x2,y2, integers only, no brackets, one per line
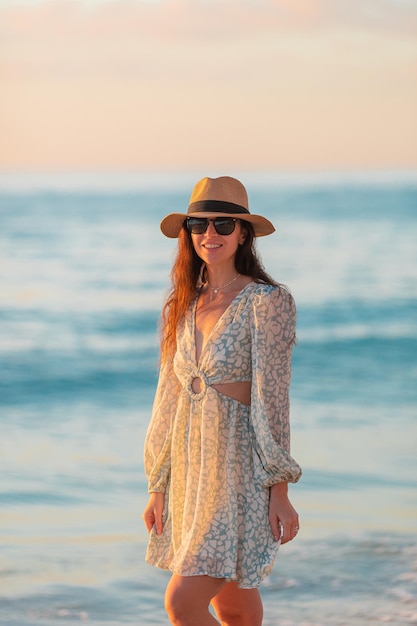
205,266,240,293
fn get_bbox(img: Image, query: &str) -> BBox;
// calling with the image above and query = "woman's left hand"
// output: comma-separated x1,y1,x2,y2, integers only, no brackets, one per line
269,482,299,544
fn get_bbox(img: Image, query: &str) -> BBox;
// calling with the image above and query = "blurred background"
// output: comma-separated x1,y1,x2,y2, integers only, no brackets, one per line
1,2,417,625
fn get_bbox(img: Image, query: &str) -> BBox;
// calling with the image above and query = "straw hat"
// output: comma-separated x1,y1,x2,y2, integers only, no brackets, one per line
160,176,275,238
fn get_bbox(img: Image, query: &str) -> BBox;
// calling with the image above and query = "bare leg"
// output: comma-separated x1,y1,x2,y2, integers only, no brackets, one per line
165,574,227,626
211,582,263,626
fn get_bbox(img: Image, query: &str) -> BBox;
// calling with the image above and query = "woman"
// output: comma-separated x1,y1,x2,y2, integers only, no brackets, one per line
142,176,302,626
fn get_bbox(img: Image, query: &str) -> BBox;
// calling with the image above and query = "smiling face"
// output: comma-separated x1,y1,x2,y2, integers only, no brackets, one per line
190,218,247,268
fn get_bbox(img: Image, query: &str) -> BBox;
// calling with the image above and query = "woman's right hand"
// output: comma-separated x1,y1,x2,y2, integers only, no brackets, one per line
142,492,165,535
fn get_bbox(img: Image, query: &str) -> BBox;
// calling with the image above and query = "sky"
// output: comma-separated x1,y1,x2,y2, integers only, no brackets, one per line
0,0,416,172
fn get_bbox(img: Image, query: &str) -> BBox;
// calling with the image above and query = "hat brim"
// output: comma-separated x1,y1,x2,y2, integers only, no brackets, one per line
160,212,275,238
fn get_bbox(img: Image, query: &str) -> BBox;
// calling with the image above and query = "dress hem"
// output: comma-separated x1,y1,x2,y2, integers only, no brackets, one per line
145,557,275,589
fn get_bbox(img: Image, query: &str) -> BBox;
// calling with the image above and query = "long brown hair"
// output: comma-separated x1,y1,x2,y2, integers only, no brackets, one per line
160,220,278,363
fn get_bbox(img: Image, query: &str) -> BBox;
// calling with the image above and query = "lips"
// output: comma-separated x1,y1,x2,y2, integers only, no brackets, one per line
203,243,222,249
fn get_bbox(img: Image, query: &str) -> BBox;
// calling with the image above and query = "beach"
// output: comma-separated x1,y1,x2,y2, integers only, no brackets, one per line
1,172,416,625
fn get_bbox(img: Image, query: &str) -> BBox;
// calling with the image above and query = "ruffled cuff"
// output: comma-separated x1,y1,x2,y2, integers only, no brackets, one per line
253,444,302,487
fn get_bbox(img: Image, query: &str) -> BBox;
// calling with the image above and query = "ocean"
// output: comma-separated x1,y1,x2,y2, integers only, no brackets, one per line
1,172,416,625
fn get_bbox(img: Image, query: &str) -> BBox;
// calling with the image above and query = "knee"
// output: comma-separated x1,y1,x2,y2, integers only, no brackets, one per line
164,587,184,625
164,585,194,626
215,603,263,626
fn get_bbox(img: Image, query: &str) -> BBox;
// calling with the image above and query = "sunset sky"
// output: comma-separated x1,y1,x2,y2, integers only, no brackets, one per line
1,0,416,172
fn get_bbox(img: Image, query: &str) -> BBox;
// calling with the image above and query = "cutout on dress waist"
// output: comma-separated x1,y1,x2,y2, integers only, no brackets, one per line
190,377,251,406
212,381,251,406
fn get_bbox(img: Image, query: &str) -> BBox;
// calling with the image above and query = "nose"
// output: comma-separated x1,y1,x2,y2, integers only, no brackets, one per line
206,220,217,235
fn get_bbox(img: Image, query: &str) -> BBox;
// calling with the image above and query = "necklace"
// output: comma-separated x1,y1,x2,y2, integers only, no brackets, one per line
206,273,240,294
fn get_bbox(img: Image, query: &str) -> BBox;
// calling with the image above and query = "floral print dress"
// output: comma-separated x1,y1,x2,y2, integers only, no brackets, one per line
144,282,302,588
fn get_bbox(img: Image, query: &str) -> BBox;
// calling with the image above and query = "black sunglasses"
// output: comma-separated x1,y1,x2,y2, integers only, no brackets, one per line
185,217,238,236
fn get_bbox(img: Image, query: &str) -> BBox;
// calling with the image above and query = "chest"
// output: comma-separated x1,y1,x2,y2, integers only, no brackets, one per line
194,292,238,363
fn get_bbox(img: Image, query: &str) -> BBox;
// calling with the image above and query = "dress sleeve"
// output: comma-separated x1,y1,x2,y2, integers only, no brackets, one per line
249,285,302,487
144,358,181,493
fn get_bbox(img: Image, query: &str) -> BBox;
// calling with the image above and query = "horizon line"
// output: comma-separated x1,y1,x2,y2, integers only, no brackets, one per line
0,168,416,192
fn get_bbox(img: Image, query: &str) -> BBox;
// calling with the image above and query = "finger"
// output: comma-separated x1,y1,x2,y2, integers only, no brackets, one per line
281,521,300,544
269,516,281,542
154,514,163,535
154,504,164,535
143,511,155,533
283,524,300,544
280,525,291,545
